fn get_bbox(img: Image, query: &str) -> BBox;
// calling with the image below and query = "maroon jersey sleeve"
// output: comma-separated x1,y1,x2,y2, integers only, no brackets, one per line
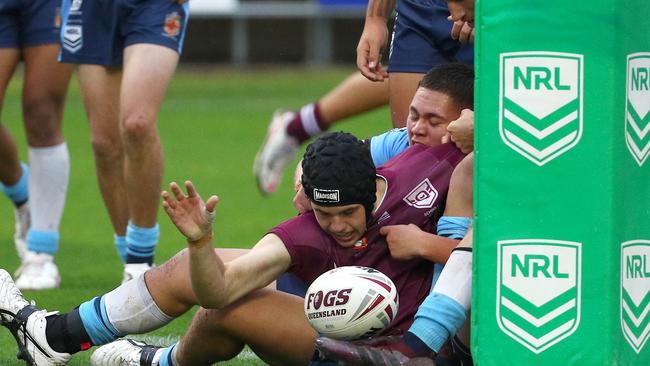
268,213,335,285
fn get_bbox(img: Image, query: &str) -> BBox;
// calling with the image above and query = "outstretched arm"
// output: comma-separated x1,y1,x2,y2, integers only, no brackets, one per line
162,181,291,309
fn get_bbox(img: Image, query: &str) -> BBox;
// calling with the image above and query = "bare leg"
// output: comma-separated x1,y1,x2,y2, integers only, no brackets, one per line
175,289,316,366
318,72,389,127
21,44,71,147
388,72,425,127
120,44,178,228
78,65,128,236
0,48,21,185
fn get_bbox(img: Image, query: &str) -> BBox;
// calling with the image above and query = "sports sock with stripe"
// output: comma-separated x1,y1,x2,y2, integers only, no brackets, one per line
1,162,28,206
126,221,159,264
286,102,327,143
27,143,70,254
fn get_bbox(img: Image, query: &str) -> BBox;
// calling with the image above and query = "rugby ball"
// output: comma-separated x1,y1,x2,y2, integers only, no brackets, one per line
304,266,399,340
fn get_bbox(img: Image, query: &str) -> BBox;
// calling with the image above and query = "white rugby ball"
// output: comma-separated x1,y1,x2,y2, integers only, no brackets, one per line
304,266,399,340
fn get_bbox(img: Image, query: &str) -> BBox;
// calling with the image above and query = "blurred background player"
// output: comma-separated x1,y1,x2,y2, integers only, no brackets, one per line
255,72,389,195
254,0,473,196
0,0,73,289
59,0,190,281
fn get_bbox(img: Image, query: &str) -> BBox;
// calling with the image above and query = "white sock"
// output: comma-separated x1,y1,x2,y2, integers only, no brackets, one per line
28,143,70,233
104,274,173,334
299,103,324,137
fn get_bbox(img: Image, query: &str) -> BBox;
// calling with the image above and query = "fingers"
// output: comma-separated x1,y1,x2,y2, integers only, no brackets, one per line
441,133,450,144
450,20,463,41
185,180,199,199
459,22,474,44
379,225,395,236
205,195,220,213
170,181,185,201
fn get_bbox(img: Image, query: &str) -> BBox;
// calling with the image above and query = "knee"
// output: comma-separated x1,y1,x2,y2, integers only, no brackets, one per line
22,96,63,145
90,134,123,164
120,111,157,143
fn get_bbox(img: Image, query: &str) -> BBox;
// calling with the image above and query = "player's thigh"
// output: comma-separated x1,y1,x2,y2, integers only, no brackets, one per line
77,64,122,142
0,48,19,109
388,72,424,127
22,44,72,104
206,288,316,366
119,44,178,124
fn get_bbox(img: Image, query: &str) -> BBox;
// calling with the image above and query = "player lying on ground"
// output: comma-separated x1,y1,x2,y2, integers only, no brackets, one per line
97,154,473,366
0,131,467,366
141,63,478,366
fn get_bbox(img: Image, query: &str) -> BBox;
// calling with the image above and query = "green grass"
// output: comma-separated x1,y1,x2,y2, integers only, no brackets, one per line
0,66,389,365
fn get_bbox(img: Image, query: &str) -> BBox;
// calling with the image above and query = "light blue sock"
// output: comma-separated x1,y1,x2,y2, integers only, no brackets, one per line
78,296,123,345
26,230,59,255
159,344,177,366
408,293,467,353
436,216,471,239
1,162,28,206
114,234,127,263
126,221,159,264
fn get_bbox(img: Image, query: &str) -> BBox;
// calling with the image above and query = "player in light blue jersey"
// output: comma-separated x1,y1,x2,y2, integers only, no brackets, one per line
59,0,190,281
0,0,73,290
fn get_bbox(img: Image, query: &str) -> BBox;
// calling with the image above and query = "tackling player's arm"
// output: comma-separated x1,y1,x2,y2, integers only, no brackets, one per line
381,224,459,263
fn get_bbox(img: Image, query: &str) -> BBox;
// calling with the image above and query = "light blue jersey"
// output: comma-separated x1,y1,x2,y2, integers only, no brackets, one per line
369,127,410,167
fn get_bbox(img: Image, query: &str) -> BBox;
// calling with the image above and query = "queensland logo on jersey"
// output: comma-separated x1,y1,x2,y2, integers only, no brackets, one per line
621,240,650,353
499,52,584,166
625,53,650,166
164,12,182,38
62,25,82,53
497,239,581,353
402,178,438,209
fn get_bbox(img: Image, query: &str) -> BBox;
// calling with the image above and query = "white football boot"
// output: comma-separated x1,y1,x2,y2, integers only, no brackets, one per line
122,263,152,284
0,269,71,366
253,109,300,195
14,201,30,260
91,339,163,366
15,252,61,290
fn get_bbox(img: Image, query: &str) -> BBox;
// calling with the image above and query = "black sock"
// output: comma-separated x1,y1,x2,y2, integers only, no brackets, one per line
126,254,154,266
404,331,433,356
45,308,93,354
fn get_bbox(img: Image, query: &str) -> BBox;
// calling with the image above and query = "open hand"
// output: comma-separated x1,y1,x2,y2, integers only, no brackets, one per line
162,181,219,243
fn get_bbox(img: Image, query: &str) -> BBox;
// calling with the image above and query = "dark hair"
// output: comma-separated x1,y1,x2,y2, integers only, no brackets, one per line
302,132,376,222
419,63,474,110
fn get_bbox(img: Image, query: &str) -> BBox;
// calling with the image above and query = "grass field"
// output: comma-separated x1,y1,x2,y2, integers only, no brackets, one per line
0,67,390,365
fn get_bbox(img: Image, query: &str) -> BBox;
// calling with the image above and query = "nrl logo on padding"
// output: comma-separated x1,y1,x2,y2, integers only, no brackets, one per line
499,52,584,166
625,53,650,166
403,178,438,209
620,240,650,354
497,239,581,353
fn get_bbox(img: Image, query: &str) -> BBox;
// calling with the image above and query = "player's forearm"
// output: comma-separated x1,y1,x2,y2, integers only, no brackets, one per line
187,234,229,309
417,233,460,264
366,0,395,20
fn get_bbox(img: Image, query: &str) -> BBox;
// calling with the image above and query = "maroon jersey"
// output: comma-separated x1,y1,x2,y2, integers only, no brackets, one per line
269,143,464,335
